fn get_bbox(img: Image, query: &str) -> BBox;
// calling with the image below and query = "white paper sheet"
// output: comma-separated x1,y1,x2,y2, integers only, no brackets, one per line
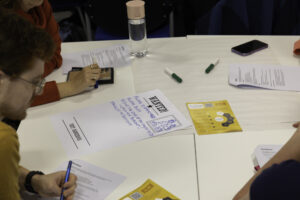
229,64,300,91
62,44,131,74
39,159,125,200
253,145,282,168
51,89,192,157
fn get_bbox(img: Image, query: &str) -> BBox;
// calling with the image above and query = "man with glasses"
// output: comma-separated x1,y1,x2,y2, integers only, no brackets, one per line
0,9,76,200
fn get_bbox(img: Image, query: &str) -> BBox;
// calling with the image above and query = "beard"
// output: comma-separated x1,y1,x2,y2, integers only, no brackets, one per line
0,94,34,121
0,103,27,120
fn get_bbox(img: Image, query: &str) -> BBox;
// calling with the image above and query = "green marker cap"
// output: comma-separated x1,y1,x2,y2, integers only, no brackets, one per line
172,73,182,83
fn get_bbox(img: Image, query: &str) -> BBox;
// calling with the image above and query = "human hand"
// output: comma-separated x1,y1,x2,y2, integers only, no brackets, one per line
293,121,300,129
32,171,77,200
67,64,101,94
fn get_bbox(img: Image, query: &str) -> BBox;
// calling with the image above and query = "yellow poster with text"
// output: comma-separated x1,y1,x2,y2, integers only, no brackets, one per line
187,100,242,135
119,179,180,200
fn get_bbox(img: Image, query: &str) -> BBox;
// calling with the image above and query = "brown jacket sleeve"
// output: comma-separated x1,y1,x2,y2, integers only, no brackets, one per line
42,0,63,77
0,122,20,200
31,81,61,107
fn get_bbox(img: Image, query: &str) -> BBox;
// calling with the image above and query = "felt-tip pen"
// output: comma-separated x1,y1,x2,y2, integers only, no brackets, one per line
60,160,72,200
205,59,220,74
164,67,182,83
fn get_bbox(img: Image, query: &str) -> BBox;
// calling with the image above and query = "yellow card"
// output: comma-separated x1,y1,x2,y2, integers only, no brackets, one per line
186,100,242,135
119,179,180,200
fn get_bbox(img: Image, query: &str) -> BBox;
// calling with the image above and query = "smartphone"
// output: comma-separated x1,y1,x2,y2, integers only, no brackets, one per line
231,40,268,56
67,67,114,84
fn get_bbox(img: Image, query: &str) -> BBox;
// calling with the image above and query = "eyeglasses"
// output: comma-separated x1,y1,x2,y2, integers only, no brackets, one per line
17,77,46,95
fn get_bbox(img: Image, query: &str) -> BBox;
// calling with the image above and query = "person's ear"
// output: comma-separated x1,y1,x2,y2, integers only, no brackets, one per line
0,70,5,78
0,70,6,84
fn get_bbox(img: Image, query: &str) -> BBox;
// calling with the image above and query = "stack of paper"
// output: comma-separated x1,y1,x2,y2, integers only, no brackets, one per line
229,64,300,91
22,159,126,200
62,44,131,74
252,144,283,171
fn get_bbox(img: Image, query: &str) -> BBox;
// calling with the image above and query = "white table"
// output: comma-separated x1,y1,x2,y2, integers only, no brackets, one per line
19,39,199,199
196,129,294,200
132,36,300,132
18,36,300,200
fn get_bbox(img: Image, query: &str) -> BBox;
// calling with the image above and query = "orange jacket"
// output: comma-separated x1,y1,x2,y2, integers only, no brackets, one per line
17,0,61,106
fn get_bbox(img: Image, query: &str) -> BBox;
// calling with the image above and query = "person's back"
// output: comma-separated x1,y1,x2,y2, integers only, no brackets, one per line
250,160,300,200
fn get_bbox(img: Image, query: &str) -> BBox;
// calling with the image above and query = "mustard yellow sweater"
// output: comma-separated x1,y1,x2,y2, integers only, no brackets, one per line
0,122,20,200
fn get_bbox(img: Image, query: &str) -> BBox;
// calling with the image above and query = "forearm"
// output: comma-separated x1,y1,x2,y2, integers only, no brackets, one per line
19,166,45,195
18,166,30,191
57,82,77,99
234,130,300,200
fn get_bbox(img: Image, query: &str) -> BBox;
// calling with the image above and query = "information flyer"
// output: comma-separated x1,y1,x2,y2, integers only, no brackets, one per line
51,89,191,157
187,100,242,135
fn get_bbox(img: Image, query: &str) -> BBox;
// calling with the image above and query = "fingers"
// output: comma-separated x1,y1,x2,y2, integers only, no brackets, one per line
83,67,101,81
63,184,76,199
66,194,75,200
293,121,300,128
84,64,100,70
63,174,77,199
63,174,77,188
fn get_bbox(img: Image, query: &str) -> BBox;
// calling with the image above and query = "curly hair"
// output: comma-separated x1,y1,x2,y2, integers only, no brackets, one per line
0,8,55,76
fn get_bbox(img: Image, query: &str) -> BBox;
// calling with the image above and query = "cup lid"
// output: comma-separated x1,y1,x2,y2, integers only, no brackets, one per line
126,0,145,20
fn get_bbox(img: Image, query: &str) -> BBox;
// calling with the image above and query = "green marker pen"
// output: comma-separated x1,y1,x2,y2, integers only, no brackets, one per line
205,58,220,74
164,67,182,83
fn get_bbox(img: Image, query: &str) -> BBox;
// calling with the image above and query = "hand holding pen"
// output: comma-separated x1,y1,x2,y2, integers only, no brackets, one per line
60,161,74,200
30,161,77,200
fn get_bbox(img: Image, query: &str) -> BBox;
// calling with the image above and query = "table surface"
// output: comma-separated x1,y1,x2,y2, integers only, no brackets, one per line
18,35,300,200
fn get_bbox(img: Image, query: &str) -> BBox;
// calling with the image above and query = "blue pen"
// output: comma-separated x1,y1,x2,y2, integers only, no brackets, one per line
60,161,72,200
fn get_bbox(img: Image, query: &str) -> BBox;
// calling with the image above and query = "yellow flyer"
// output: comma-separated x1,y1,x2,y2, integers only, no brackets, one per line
186,100,242,135
119,179,180,200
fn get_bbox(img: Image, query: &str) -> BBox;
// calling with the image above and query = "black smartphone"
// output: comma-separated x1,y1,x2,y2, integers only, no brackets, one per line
67,67,114,84
231,40,268,56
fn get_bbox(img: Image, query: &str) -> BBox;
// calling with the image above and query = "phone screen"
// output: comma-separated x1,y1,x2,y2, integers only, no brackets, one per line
231,40,268,56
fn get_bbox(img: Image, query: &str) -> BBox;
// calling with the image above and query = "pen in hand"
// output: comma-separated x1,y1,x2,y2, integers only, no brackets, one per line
60,160,73,200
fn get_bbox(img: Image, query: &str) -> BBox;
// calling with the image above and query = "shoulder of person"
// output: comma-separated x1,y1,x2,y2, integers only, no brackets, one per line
41,0,52,11
0,122,19,147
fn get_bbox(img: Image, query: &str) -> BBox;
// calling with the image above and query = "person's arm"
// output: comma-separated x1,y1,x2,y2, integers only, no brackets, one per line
19,166,77,200
31,65,101,106
42,0,62,77
57,65,101,98
31,81,60,106
239,193,250,200
233,123,300,200
0,125,20,200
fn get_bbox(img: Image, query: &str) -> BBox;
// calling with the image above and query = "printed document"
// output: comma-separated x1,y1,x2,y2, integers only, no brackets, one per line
253,145,282,169
40,159,126,200
62,44,131,74
51,89,192,157
229,64,300,91
187,100,242,135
